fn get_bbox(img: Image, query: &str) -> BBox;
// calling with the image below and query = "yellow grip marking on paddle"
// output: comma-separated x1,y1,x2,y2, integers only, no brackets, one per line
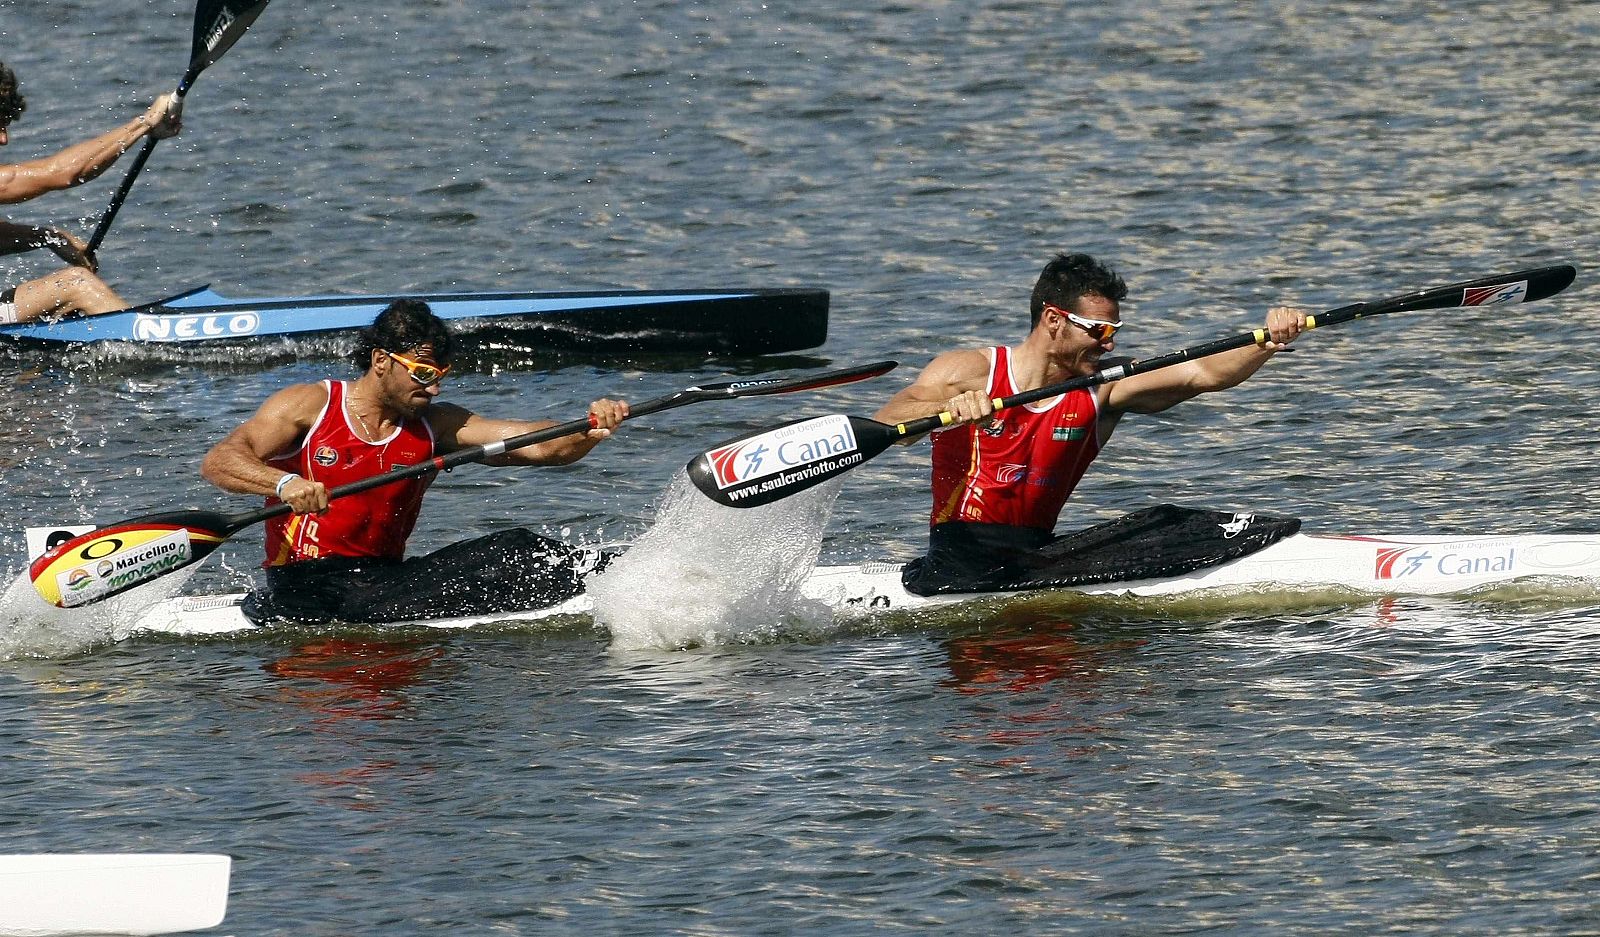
914,405,1004,434
1306,314,1320,329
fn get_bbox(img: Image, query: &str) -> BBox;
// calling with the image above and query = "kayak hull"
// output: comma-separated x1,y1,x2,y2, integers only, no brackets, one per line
0,286,829,355
128,532,1600,637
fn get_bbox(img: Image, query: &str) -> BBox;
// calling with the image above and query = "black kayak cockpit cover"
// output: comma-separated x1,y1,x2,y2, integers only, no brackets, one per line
903,504,1301,596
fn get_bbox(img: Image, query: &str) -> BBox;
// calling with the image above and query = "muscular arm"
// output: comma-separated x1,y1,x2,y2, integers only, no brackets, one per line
871,348,992,444
425,398,628,467
200,383,326,497
0,95,179,204
1103,306,1305,415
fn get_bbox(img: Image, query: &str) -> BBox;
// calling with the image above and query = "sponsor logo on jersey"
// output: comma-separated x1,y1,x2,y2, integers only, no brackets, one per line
1052,426,1087,442
995,463,1027,484
313,446,339,466
1462,281,1527,306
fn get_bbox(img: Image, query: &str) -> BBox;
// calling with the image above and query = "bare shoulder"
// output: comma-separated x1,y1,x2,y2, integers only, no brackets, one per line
253,381,330,421
214,382,329,456
911,347,992,393
418,401,474,439
872,347,993,423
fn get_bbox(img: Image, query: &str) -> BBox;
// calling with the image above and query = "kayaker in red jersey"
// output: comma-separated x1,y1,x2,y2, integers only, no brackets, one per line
200,300,629,624
0,60,181,324
872,252,1306,595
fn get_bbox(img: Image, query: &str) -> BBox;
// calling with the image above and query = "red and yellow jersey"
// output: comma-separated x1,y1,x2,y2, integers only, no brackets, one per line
262,380,436,566
928,346,1101,531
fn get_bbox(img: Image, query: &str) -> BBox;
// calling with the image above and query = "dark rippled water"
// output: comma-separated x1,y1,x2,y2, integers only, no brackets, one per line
3,1,1600,933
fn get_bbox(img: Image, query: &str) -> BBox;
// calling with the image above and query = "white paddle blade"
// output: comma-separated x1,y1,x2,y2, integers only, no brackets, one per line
687,414,895,508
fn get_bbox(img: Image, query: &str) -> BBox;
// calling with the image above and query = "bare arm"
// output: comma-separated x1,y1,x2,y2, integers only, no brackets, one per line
0,95,180,205
200,383,328,513
425,398,629,467
871,348,993,444
1104,306,1306,415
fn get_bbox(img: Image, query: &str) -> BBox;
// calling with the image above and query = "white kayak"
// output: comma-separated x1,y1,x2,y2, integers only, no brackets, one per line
0,854,229,937
128,530,1600,637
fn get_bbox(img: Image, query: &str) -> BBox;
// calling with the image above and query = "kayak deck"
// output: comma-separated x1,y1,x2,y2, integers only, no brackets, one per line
127,532,1600,638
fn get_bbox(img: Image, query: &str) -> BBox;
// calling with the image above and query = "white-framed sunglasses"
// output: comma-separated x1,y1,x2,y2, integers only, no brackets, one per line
1045,304,1124,341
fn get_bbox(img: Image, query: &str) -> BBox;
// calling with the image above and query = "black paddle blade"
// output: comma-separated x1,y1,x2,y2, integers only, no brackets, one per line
687,415,901,508
190,0,272,75
29,510,235,608
1314,264,1578,329
1383,264,1577,312
1506,264,1576,304
1440,264,1575,307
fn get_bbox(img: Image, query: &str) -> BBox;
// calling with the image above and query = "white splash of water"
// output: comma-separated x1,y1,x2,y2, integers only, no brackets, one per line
0,566,201,660
589,475,844,650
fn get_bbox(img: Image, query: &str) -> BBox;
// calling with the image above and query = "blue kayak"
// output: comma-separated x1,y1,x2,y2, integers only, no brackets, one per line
0,284,829,355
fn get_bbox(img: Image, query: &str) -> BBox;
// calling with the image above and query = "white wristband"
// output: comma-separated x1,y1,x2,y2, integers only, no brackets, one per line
274,473,300,498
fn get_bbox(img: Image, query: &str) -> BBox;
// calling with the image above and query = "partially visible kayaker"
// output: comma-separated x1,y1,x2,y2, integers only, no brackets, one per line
200,299,629,625
0,60,180,325
872,252,1306,595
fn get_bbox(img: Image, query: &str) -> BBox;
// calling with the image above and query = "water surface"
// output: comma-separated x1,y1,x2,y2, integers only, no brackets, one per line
2,1,1599,933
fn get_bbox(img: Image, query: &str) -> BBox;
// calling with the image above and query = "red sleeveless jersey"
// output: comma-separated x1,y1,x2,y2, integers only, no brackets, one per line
929,346,1102,530
262,380,436,566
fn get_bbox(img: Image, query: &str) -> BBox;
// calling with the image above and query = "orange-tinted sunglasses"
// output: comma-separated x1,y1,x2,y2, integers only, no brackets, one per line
385,349,451,386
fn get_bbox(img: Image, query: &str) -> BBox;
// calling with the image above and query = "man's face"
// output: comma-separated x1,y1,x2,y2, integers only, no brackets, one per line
1047,294,1122,373
378,343,449,416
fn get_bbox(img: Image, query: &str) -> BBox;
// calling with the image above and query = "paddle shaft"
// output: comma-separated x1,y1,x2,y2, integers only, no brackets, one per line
218,360,894,530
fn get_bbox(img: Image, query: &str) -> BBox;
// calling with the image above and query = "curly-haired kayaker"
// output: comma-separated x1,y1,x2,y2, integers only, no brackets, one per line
201,300,629,624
